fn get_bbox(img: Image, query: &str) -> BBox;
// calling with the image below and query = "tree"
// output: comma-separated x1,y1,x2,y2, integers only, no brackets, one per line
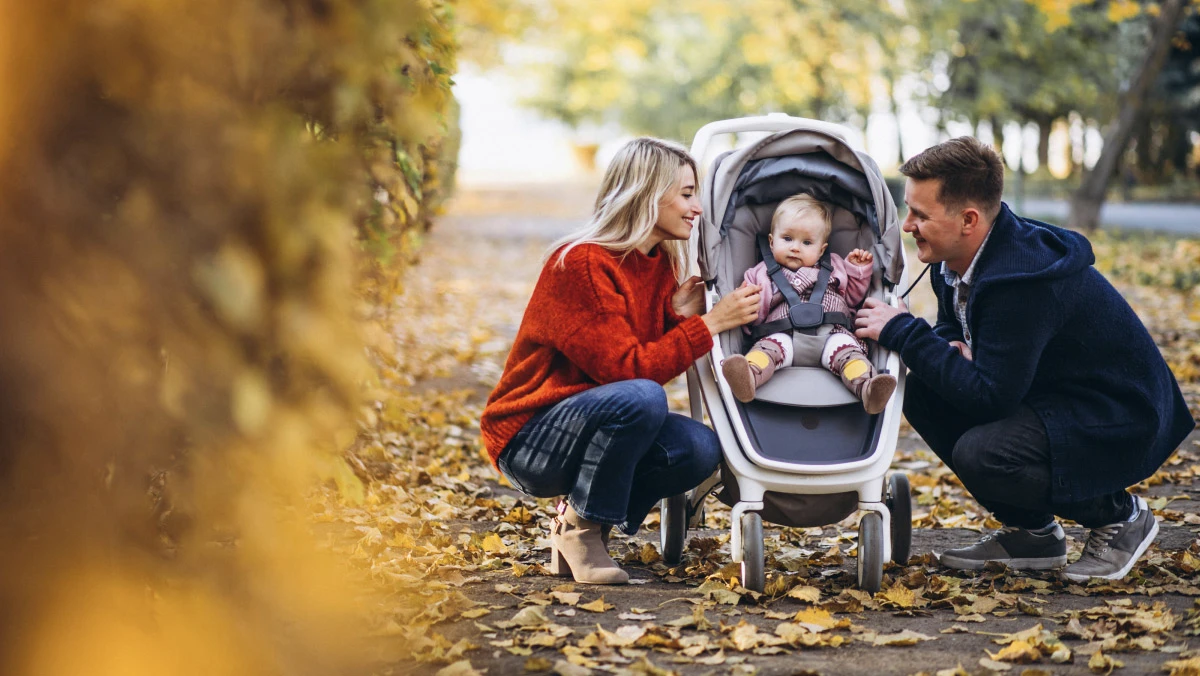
914,0,1123,174
523,0,888,143
1069,0,1190,231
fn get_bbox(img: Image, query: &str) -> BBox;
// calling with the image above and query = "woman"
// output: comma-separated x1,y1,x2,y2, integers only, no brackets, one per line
480,137,762,584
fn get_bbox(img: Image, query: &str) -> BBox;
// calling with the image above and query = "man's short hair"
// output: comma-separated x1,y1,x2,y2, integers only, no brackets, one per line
899,137,1004,215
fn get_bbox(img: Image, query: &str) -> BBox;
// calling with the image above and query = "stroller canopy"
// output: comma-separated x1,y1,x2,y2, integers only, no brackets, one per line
698,128,903,290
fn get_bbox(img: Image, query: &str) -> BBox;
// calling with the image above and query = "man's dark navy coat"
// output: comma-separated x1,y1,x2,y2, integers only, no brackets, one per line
880,203,1194,504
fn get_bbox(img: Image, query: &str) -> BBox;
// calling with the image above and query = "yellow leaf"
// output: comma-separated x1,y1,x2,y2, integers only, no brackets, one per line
988,640,1041,664
793,607,838,629
786,585,821,604
1088,650,1124,675
550,591,581,606
638,543,662,565
435,661,483,676
579,597,615,613
460,608,491,619
881,584,916,609
508,606,549,627
870,629,937,646
480,533,508,554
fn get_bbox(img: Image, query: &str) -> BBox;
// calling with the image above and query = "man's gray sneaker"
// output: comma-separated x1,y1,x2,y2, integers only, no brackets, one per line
940,523,1068,571
1063,497,1158,582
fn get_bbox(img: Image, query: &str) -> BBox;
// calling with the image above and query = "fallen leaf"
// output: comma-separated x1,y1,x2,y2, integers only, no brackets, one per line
579,597,614,613
695,650,728,666
881,584,916,609
988,640,1041,664
697,579,743,605
436,661,483,676
869,629,937,646
793,607,839,630
1087,650,1123,675
507,606,549,628
786,586,822,604
552,660,591,676
1163,655,1200,675
481,533,508,554
550,591,581,606
638,543,662,565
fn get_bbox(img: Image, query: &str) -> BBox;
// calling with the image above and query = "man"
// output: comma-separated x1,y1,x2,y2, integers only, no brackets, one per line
855,137,1194,580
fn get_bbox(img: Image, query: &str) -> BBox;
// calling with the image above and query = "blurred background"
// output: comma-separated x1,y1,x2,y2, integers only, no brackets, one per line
458,0,1200,217
0,1,1197,675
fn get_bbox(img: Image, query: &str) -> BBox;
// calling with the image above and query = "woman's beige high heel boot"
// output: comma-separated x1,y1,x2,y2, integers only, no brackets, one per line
548,503,629,584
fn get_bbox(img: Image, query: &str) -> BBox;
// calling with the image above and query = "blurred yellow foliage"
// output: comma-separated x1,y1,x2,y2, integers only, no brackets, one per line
0,0,461,673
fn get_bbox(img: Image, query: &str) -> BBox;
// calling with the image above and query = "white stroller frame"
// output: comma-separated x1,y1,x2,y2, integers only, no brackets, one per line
658,115,913,593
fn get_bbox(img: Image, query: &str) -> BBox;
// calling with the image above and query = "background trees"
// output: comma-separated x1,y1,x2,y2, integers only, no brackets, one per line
509,0,1198,223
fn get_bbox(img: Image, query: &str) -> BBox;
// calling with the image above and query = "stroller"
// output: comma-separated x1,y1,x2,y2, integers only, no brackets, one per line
659,115,913,593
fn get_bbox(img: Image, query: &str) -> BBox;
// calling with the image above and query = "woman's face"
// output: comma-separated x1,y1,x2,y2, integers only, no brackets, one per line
652,165,702,243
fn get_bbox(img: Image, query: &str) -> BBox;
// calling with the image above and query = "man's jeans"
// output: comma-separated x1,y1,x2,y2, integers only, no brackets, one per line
903,376,1132,529
497,380,722,535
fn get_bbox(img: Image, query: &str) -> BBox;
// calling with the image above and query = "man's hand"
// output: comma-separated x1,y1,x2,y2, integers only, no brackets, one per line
672,275,705,318
949,340,973,361
846,248,874,266
854,296,907,342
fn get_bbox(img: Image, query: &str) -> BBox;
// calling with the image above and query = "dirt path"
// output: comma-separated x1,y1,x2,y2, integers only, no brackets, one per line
380,186,1200,676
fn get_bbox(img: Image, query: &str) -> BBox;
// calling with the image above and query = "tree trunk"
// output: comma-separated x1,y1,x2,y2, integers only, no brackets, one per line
990,116,1005,162
1166,119,1190,178
1135,118,1154,179
1069,0,1187,231
1036,116,1053,173
886,73,904,166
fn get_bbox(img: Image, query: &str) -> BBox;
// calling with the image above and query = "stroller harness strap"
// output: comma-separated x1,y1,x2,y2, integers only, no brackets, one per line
749,235,852,343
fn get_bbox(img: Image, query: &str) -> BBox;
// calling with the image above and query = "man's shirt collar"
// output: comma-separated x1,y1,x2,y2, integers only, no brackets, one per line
941,224,995,288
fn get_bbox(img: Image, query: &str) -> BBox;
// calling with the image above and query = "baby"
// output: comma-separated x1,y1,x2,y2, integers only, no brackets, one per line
721,194,897,414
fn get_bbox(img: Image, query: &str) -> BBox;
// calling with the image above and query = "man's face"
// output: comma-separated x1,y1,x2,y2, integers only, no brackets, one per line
902,178,966,266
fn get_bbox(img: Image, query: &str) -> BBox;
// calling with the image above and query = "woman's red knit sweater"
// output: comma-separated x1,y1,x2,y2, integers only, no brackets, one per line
480,243,714,466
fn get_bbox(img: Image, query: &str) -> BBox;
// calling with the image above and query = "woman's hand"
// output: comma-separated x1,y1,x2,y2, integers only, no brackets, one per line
672,276,705,318
846,248,874,266
702,283,761,335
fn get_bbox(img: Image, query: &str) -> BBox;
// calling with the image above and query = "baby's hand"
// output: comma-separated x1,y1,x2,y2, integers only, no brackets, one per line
846,249,874,266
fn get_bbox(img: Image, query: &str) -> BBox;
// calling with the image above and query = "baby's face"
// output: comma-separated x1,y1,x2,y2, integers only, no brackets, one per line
770,213,828,270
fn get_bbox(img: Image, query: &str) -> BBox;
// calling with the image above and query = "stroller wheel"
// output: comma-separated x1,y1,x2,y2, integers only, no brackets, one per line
660,494,687,565
857,512,884,593
887,473,913,565
739,512,765,592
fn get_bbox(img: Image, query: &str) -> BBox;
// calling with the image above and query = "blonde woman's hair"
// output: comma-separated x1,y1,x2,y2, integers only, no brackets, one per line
548,137,698,280
771,193,833,242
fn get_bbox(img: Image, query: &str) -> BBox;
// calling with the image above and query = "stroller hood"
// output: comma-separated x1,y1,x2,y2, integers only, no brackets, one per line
699,128,903,288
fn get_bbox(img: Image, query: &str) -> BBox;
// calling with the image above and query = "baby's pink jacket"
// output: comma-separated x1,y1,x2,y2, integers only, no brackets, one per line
743,253,873,326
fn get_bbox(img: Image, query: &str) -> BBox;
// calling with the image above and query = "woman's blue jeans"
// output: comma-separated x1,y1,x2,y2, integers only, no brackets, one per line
496,379,722,535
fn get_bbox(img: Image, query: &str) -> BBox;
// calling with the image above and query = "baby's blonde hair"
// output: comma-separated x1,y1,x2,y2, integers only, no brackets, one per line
771,193,833,242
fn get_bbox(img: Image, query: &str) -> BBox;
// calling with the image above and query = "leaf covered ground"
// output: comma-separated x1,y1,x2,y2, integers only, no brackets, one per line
325,186,1200,676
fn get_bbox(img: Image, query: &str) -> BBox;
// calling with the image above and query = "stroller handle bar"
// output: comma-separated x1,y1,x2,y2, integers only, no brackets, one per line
688,114,859,163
